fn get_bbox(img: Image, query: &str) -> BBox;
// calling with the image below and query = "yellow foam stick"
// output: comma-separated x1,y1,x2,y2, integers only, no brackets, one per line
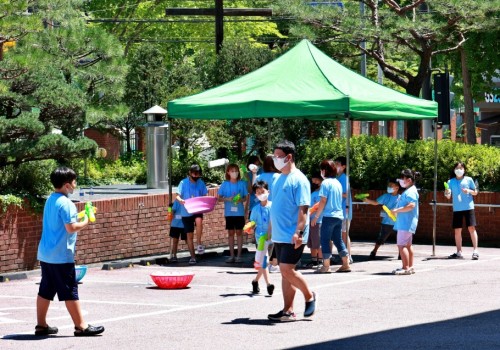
243,221,256,233
382,205,397,222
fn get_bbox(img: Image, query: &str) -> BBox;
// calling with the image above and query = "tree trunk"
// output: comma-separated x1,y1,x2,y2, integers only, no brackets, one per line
459,46,476,144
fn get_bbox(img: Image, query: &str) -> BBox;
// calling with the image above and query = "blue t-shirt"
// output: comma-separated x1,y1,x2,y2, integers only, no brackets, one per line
250,201,271,239
37,192,78,263
310,189,323,224
376,193,400,225
247,168,264,212
219,180,248,217
170,201,184,229
270,169,311,243
178,177,208,217
448,177,476,212
318,178,344,219
393,185,419,233
337,173,353,220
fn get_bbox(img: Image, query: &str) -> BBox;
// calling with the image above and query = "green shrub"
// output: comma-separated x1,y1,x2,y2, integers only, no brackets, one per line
300,136,500,191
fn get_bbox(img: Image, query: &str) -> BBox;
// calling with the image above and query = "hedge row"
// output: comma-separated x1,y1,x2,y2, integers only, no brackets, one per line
298,136,500,191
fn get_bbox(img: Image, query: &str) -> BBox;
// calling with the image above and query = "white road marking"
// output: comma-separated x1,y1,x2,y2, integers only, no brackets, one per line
2,255,499,336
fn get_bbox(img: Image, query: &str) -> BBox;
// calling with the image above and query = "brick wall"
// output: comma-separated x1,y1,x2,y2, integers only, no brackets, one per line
84,128,121,160
1,189,498,273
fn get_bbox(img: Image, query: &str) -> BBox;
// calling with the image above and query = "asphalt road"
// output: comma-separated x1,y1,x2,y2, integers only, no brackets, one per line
1,241,500,350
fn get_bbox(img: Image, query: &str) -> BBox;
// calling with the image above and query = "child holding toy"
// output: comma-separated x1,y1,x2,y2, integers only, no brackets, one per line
248,180,274,295
218,164,248,263
361,179,401,259
176,164,208,264
390,169,421,275
168,201,185,263
445,161,479,260
306,172,324,268
36,167,104,337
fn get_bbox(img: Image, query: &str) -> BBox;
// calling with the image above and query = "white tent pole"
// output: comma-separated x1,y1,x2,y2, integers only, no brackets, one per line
432,119,438,256
345,113,351,239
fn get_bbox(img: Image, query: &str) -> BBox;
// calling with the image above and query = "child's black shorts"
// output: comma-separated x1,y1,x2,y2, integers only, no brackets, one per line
38,261,79,301
225,216,245,230
182,213,204,234
170,227,186,240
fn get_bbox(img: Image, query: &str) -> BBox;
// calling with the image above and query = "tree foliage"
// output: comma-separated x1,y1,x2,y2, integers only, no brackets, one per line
0,0,126,196
273,0,500,141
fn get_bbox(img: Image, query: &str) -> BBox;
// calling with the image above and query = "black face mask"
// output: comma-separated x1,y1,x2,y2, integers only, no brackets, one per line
190,176,201,181
311,183,319,191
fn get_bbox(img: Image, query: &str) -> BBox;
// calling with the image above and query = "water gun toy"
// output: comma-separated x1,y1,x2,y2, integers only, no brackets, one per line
444,182,449,191
309,202,320,214
77,202,97,222
354,193,370,200
232,193,241,205
254,235,270,270
382,205,396,222
243,221,256,233
166,206,173,222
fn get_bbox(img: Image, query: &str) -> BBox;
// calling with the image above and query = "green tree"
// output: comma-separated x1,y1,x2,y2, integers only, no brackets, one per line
0,0,126,196
273,0,499,141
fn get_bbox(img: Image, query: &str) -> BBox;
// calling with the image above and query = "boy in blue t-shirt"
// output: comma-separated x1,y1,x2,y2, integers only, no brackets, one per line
362,179,401,259
168,201,185,263
248,180,274,295
36,167,104,337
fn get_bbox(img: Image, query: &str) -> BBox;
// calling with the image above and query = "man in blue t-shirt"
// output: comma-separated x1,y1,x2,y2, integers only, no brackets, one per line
36,167,104,337
267,141,316,322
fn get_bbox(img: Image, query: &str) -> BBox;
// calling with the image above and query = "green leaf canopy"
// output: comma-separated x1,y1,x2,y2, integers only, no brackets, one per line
167,40,437,121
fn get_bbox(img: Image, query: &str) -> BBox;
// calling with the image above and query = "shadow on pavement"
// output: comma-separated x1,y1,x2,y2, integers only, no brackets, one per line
286,309,500,350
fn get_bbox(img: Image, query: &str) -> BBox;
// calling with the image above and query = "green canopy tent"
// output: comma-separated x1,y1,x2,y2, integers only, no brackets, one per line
167,39,437,120
167,39,440,253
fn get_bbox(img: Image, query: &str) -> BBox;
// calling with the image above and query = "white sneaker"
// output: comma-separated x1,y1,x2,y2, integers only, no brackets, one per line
394,269,412,275
197,245,205,254
269,265,280,273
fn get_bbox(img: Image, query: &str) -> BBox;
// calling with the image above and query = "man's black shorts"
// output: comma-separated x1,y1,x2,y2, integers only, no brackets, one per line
274,243,305,265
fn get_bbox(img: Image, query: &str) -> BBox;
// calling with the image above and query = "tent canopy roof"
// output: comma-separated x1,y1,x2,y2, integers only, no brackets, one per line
167,40,437,121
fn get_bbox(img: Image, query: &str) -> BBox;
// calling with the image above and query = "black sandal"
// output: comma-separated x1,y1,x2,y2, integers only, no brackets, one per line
74,324,105,337
35,324,58,336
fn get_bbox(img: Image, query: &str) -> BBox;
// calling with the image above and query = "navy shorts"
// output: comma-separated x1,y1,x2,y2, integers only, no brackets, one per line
225,216,245,230
452,210,476,229
170,227,186,240
376,224,396,245
182,214,203,234
38,261,79,301
274,243,305,265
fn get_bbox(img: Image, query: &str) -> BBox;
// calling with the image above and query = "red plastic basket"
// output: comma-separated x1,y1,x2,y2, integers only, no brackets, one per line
184,196,217,214
150,273,195,289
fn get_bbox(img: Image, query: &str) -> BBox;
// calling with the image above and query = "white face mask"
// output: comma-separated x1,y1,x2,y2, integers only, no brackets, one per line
273,156,288,171
398,179,408,188
336,167,343,174
454,169,464,177
256,193,269,202
320,170,326,180
229,172,239,179
387,187,394,194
